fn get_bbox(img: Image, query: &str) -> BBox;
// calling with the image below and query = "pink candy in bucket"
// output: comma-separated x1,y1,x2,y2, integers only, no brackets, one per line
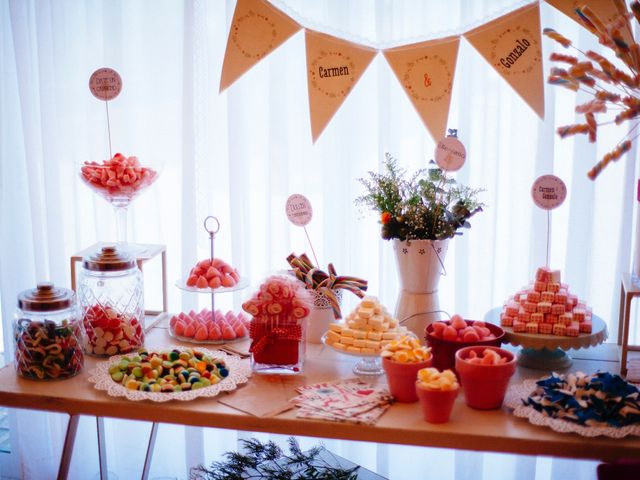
455,346,516,410
425,315,504,372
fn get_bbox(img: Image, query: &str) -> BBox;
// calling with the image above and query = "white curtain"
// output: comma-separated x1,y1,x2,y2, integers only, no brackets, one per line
1,0,632,478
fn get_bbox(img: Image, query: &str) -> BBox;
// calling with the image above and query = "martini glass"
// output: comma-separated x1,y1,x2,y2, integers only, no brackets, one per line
79,153,160,248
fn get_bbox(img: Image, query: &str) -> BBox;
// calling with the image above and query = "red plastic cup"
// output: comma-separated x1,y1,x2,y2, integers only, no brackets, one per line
455,346,516,410
415,383,459,423
382,357,432,403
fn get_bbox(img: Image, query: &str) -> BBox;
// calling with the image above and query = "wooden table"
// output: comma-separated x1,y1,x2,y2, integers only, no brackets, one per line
1,321,639,479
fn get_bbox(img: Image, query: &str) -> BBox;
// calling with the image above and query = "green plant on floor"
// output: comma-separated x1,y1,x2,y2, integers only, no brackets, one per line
191,437,359,480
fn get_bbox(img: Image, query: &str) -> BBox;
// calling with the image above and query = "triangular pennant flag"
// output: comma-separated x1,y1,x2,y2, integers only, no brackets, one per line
305,30,377,142
219,0,301,92
384,36,460,141
545,0,634,47
465,3,544,119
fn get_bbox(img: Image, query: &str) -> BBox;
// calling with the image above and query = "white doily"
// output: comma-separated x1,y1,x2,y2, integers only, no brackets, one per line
88,347,250,402
505,379,640,438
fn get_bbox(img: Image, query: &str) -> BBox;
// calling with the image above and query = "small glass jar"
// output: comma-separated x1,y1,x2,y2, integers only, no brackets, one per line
249,315,306,374
14,283,84,380
78,245,144,356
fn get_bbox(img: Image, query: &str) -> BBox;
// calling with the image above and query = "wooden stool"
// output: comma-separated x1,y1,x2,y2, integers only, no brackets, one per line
617,273,640,376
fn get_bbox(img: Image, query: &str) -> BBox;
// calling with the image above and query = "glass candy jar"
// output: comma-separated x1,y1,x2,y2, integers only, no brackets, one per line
79,246,144,356
14,283,84,380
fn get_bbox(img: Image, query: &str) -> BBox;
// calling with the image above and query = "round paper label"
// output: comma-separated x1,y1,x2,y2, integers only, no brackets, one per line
89,68,122,101
531,175,567,210
435,136,466,171
285,194,313,227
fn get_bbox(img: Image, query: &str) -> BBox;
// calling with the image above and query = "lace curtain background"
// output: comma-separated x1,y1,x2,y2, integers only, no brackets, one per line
1,0,635,478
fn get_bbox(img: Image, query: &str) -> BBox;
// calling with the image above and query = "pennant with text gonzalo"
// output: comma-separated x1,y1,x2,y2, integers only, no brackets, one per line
545,0,633,47
219,0,301,92
384,36,460,141
305,30,377,142
465,2,544,119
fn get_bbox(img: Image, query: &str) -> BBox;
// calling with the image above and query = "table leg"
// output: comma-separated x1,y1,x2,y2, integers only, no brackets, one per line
57,414,80,480
618,281,625,345
621,294,633,376
141,422,159,480
97,417,108,480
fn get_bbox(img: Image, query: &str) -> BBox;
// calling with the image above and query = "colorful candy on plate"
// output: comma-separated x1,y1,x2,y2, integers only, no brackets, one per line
83,304,143,356
169,309,249,342
14,318,84,380
186,258,240,289
80,153,157,202
417,367,459,391
381,335,431,363
108,348,228,392
429,315,496,342
524,372,640,427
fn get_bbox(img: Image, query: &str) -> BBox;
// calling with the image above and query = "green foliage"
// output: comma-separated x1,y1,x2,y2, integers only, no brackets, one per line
355,154,485,241
191,437,360,480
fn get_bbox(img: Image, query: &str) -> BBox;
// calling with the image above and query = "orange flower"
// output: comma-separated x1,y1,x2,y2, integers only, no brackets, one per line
380,212,392,224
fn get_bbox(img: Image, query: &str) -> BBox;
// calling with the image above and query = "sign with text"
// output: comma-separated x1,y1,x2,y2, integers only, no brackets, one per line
384,36,460,142
465,3,544,119
286,194,313,226
219,0,301,92
305,30,377,142
89,68,122,101
531,175,567,210
434,135,466,171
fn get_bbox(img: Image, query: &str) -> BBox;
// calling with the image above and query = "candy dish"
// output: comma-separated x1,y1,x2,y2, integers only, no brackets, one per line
88,347,250,402
505,378,640,438
175,276,249,294
167,329,248,345
321,333,383,376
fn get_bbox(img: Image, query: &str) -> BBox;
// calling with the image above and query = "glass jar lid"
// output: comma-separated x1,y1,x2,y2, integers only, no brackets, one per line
83,245,135,272
18,282,75,312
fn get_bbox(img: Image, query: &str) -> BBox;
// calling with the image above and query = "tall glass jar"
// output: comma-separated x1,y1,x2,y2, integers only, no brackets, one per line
79,245,144,356
14,283,84,380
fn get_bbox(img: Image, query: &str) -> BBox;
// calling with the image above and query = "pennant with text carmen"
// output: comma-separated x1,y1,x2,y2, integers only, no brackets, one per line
384,36,460,141
465,2,544,119
219,0,301,92
305,30,377,142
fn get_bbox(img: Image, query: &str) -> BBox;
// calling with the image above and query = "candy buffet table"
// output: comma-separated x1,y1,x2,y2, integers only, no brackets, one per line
0,320,639,475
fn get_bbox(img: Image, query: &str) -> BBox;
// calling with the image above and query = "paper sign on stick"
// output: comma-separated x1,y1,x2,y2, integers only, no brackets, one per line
465,3,544,119
384,36,460,142
531,175,566,210
286,194,313,227
219,0,301,92
305,30,377,142
545,0,633,47
89,68,122,101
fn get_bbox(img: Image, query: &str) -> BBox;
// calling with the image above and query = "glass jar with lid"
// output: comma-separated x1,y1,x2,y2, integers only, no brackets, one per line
14,282,84,380
79,245,144,356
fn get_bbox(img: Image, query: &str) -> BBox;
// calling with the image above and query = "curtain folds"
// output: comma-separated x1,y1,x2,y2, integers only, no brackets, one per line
0,0,628,478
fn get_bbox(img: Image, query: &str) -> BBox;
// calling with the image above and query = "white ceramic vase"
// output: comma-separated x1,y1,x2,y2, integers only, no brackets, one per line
306,289,343,343
393,238,449,337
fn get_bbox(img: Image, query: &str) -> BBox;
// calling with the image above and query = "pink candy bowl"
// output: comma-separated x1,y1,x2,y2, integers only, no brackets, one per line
455,346,516,410
382,357,432,403
425,320,504,372
415,383,459,423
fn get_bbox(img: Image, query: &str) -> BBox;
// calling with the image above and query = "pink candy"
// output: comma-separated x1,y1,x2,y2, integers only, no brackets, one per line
242,275,311,321
464,348,508,365
186,258,240,290
169,309,249,342
80,153,157,202
430,315,496,342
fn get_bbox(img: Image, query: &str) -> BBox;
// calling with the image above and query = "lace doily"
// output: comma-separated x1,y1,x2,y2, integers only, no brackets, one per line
88,347,250,402
505,379,640,438
310,288,343,309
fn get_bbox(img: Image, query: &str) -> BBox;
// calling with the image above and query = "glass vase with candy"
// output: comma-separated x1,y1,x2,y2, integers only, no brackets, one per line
242,276,311,374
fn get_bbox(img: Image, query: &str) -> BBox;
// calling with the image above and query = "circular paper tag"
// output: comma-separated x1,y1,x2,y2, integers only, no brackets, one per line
531,175,567,210
285,194,313,227
435,136,466,171
89,68,122,101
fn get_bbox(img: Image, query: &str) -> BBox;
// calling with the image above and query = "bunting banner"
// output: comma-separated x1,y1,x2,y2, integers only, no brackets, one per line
305,30,377,142
465,3,544,119
545,0,633,47
384,36,460,142
219,0,302,92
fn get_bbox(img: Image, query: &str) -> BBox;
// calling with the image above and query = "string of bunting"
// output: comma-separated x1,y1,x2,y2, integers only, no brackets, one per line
220,0,623,143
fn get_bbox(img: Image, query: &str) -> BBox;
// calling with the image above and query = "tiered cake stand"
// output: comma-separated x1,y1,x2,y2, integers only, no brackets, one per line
484,307,608,370
173,216,249,344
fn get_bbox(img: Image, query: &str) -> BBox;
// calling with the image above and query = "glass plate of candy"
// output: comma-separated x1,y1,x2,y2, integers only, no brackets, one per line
88,347,250,402
321,334,383,376
505,371,640,438
167,309,250,345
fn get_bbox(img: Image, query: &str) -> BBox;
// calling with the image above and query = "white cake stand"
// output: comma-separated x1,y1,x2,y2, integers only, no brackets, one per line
484,307,608,370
